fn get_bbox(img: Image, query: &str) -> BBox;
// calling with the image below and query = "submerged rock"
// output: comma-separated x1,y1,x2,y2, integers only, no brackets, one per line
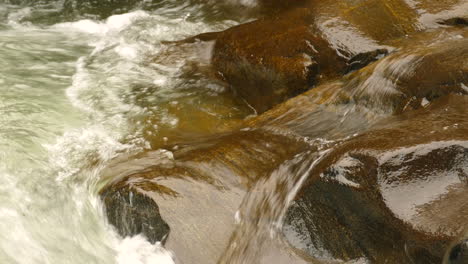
447,239,468,264
101,183,170,244
99,130,312,263
440,17,468,26
198,0,423,113
211,7,347,113
340,30,468,113
100,26,467,263
249,29,468,134
97,1,468,263
284,95,468,263
188,0,467,114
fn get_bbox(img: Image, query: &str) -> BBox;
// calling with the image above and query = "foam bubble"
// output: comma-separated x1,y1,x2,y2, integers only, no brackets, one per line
45,124,143,182
57,19,107,35
53,11,150,36
7,7,32,25
116,236,175,264
106,11,150,32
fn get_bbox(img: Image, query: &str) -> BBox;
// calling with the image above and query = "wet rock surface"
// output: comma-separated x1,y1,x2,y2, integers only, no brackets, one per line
211,7,346,113
448,239,468,264
200,0,419,113
98,0,468,263
101,184,170,244
194,0,467,113
100,130,311,263
284,95,468,263
341,31,468,113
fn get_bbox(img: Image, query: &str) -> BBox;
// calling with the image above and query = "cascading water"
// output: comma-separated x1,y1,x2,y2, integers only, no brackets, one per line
0,1,252,263
2,0,466,263
219,144,335,264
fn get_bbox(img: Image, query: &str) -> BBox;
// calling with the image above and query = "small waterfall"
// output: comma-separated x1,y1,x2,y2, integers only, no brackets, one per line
219,146,334,263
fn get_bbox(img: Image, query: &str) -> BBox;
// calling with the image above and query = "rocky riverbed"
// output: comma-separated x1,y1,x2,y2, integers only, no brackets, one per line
1,0,467,263
96,0,468,263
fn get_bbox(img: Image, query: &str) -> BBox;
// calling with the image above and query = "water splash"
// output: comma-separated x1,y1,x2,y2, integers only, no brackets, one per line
0,2,247,263
219,139,335,263
116,236,175,264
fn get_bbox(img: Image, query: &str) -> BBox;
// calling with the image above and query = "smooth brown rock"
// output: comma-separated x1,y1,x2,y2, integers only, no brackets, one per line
284,94,468,263
194,0,467,115
201,0,423,113
211,7,347,113
340,30,468,114
98,1,468,261
99,130,312,263
101,183,170,244
248,29,468,134
447,239,468,264
100,26,467,263
132,39,255,150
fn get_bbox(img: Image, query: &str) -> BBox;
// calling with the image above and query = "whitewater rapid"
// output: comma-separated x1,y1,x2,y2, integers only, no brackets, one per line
0,2,244,263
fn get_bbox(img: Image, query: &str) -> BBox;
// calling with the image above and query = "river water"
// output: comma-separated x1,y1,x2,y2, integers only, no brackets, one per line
0,1,254,263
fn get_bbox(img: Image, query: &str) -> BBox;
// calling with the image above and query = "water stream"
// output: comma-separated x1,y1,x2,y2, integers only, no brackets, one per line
1,1,466,263
0,1,252,263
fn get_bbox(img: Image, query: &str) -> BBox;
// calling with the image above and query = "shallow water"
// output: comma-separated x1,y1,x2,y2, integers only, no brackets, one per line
1,1,466,263
0,1,253,263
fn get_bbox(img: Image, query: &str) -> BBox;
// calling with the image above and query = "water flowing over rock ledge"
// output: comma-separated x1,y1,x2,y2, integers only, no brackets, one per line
97,0,468,263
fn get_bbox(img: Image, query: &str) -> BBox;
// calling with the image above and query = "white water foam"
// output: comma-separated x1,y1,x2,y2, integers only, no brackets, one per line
46,125,144,182
116,236,175,264
44,9,242,264
54,11,150,36
0,2,244,262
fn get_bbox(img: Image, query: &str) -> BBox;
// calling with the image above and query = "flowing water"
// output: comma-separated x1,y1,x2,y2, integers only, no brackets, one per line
1,0,466,263
0,1,254,263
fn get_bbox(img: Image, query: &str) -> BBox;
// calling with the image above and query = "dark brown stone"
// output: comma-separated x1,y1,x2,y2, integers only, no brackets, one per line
448,239,468,264
99,27,467,261
211,7,347,113
439,17,468,26
101,183,170,244
340,31,468,114
248,29,468,135
284,94,468,263
99,5,468,262
194,0,466,115
191,0,419,114
99,129,312,263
